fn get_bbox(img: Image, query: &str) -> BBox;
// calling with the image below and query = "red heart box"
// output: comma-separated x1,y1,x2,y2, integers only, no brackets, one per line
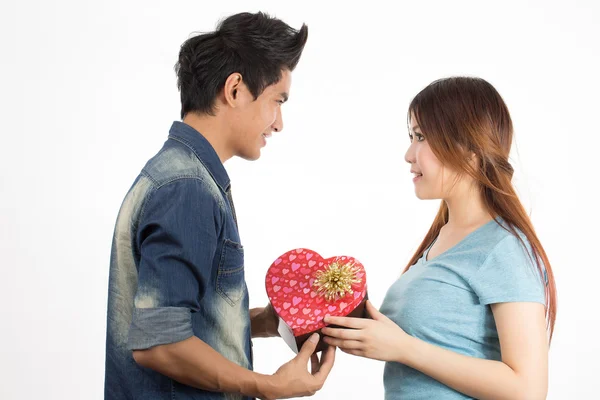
265,248,368,353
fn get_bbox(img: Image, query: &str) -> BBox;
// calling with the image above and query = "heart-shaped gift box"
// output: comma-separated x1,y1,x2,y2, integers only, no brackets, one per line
265,248,368,353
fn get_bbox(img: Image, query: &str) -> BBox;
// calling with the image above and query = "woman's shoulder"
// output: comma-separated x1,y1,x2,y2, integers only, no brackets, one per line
474,218,528,248
465,218,534,266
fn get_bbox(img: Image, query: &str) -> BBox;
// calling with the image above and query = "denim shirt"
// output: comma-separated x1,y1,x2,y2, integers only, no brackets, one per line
105,121,252,400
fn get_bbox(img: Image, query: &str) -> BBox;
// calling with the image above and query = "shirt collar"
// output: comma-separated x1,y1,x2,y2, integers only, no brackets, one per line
168,121,231,191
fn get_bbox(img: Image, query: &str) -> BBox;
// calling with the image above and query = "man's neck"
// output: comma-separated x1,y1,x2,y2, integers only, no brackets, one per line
182,113,233,163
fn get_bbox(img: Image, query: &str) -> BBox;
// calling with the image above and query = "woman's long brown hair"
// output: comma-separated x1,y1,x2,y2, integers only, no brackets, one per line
405,77,556,342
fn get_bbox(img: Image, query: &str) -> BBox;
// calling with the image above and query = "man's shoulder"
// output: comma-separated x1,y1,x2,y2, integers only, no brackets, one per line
141,139,218,191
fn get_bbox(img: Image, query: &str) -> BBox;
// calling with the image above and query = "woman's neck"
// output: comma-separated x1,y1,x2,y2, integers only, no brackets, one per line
444,185,494,230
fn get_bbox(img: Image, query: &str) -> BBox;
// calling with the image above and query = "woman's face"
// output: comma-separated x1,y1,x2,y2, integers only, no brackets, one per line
404,116,464,200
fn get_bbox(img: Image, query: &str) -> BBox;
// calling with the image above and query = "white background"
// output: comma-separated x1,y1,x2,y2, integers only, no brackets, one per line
1,0,599,398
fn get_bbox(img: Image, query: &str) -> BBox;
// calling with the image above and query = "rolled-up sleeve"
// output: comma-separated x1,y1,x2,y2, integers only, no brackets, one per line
127,178,220,350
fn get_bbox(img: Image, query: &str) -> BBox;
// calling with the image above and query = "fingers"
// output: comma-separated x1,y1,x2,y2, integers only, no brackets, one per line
297,333,319,362
321,327,361,340
314,345,336,381
323,315,367,329
365,300,379,318
310,353,319,374
365,300,389,322
322,336,362,349
339,347,363,357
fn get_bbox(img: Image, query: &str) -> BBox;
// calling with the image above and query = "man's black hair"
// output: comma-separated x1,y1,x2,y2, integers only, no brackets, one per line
175,12,308,118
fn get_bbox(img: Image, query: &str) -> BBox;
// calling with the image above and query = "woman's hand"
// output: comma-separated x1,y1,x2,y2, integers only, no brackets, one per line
321,301,409,363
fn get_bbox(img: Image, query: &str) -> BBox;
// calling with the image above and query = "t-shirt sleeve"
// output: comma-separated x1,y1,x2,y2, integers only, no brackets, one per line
127,178,221,350
469,234,546,306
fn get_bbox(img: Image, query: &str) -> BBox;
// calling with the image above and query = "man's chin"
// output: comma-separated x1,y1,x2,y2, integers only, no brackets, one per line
236,150,261,161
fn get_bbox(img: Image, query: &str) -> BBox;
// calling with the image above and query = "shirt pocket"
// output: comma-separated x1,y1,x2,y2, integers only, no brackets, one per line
216,239,246,306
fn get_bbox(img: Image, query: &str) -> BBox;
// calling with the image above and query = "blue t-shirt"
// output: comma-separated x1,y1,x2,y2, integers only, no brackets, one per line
380,219,546,400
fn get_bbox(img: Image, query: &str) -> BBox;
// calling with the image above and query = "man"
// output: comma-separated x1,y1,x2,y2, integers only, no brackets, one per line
105,12,335,400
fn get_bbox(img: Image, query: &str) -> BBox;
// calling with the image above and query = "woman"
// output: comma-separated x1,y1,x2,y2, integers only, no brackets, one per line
323,77,556,399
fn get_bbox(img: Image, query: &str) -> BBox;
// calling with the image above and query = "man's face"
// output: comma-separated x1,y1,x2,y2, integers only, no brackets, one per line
229,69,291,161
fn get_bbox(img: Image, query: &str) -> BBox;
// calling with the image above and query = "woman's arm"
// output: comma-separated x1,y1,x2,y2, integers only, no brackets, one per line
323,301,548,400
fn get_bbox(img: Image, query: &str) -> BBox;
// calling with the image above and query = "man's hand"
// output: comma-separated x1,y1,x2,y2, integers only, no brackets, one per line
132,329,335,400
262,333,336,400
251,304,280,338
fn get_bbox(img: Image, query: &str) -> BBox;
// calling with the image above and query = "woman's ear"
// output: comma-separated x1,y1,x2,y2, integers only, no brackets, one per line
467,151,478,167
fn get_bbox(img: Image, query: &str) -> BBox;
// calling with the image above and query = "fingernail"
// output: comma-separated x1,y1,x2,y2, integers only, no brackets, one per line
309,333,319,343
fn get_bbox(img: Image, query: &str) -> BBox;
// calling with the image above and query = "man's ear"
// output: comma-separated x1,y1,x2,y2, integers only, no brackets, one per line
223,73,243,107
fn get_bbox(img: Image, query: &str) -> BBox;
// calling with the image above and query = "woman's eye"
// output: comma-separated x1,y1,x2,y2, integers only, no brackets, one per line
416,133,425,142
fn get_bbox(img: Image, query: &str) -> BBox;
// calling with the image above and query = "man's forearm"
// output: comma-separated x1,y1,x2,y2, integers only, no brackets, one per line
133,336,278,399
